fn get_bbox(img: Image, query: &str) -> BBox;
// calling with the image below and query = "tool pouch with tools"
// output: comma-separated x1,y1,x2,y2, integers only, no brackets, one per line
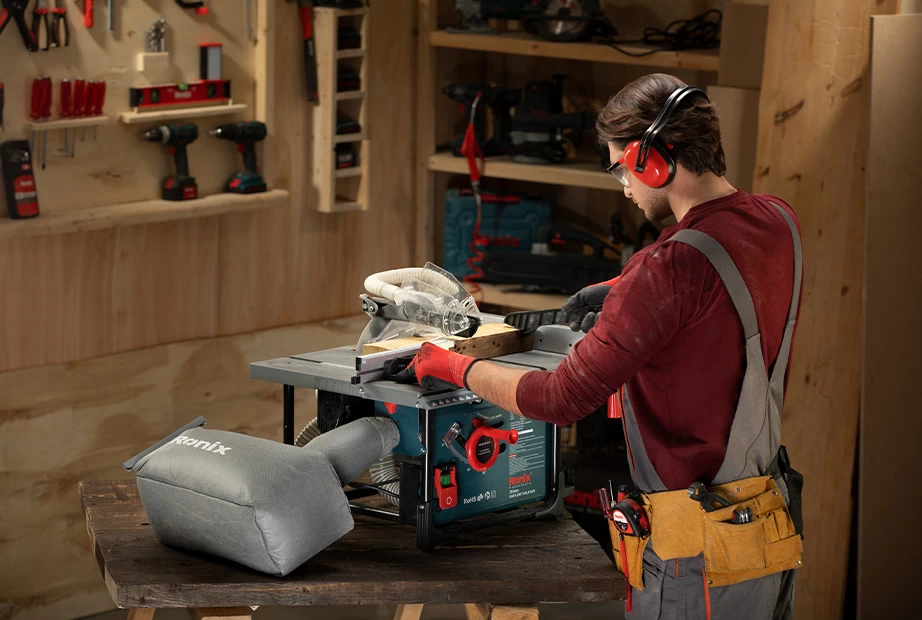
123,415,399,576
610,474,803,590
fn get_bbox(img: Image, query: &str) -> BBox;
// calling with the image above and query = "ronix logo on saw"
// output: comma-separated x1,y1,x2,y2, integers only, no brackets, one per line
509,473,531,486
171,435,232,455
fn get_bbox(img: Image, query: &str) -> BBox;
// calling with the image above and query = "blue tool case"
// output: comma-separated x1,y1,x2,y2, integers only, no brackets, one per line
442,189,552,279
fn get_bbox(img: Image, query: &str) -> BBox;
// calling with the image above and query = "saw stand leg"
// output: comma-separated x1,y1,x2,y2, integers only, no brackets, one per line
126,608,257,620
394,603,539,620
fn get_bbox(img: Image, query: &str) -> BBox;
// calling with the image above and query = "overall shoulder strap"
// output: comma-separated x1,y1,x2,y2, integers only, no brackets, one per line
766,201,803,397
667,229,760,342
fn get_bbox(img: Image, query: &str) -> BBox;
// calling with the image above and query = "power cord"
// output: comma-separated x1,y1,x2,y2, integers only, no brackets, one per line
597,9,722,57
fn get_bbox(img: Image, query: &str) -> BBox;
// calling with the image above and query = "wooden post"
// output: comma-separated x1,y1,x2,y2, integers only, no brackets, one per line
414,0,438,264
490,606,538,620
394,603,425,620
752,0,898,618
127,611,155,620
464,603,491,620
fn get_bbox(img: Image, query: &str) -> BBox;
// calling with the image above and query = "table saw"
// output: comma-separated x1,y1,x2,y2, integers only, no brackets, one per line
249,314,578,550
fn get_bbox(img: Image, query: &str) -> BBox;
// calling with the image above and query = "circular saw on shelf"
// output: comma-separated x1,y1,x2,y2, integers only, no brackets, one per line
521,0,617,43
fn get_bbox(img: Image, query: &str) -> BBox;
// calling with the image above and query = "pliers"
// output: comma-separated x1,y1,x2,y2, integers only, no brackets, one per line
31,0,51,51
0,0,36,50
50,0,67,47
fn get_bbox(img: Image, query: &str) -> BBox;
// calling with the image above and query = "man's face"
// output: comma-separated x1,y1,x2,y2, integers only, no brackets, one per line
609,143,672,223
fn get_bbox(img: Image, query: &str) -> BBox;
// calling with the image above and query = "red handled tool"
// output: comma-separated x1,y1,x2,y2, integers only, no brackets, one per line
175,0,208,15
1,0,36,49
83,0,92,28
30,0,50,51
30,76,52,169
60,79,72,156
50,0,68,47
0,82,5,132
287,0,318,102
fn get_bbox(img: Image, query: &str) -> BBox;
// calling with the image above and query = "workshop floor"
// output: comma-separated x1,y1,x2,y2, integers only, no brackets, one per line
88,602,625,619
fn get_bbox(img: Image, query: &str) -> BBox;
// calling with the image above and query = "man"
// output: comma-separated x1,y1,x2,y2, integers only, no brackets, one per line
401,73,803,619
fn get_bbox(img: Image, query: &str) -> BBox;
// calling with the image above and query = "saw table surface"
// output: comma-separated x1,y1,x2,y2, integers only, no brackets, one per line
80,479,624,609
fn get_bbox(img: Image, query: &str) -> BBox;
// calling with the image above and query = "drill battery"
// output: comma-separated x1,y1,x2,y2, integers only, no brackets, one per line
337,70,361,93
335,143,358,169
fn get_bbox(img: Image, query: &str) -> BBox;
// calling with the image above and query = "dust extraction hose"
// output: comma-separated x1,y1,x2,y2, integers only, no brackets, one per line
296,417,400,507
364,267,461,303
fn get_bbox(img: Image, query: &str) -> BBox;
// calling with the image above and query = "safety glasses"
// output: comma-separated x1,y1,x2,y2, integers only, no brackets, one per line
607,158,631,187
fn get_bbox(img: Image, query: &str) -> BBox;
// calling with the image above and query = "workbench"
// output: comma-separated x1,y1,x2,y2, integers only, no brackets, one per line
80,480,624,619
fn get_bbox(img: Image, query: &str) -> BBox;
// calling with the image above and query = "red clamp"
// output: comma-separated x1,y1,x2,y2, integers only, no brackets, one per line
466,418,518,473
434,464,458,510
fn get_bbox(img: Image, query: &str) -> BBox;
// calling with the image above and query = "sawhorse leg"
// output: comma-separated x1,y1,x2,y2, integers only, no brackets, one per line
283,384,295,445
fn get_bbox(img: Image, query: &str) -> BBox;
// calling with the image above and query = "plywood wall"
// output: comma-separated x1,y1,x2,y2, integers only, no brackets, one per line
859,14,922,619
0,315,369,620
752,0,899,618
0,0,417,373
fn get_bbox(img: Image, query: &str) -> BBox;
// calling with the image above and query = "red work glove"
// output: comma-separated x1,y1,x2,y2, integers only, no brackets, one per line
394,342,479,391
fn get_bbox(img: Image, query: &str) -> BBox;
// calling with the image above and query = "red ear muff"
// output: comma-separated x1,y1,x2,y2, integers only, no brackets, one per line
623,140,676,188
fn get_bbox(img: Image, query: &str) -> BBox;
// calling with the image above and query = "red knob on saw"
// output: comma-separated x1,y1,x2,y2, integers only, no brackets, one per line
466,418,518,473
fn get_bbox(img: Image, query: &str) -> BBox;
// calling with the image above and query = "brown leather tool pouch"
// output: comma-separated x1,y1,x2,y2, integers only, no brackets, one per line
609,520,650,592
701,475,803,586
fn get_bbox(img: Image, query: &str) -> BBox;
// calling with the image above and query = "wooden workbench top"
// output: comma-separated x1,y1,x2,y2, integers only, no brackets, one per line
80,480,624,609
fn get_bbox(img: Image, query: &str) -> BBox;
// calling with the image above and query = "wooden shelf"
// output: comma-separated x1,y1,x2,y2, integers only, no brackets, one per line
334,166,364,179
118,103,248,125
429,152,620,191
337,8,367,17
336,49,366,59
25,116,111,131
334,132,364,143
472,283,569,312
430,31,720,72
335,90,365,101
330,201,364,213
0,189,289,242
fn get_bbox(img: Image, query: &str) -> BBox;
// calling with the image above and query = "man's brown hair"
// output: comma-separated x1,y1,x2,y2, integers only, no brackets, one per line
596,73,726,177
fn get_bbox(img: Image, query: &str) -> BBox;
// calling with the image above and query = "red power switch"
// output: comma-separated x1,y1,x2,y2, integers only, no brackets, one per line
435,464,458,510
466,418,518,473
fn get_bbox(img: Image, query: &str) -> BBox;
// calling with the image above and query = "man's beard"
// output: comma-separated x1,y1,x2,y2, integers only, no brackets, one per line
643,191,672,222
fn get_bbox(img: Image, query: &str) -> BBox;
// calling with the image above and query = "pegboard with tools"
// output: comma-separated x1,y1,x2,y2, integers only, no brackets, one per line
0,0,272,220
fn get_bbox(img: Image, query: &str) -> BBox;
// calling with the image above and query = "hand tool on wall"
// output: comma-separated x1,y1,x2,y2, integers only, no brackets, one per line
30,0,50,51
0,0,37,49
29,75,51,169
210,120,267,194
175,0,208,15
286,0,318,102
90,80,105,139
106,0,112,30
83,0,92,28
144,17,166,52
1,140,40,218
73,77,86,148
244,0,253,41
59,78,72,156
141,123,199,201
50,0,68,47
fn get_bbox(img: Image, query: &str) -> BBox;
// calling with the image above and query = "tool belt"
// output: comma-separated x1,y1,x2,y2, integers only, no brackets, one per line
610,451,804,589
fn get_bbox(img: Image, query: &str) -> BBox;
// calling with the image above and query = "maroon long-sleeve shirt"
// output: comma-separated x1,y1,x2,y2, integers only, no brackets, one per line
515,190,801,490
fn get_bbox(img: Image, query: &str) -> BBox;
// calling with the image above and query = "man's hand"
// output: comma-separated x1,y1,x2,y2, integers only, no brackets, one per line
560,277,619,332
392,342,479,391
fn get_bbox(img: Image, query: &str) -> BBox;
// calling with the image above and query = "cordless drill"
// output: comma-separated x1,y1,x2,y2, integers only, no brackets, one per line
142,124,199,201
210,121,267,194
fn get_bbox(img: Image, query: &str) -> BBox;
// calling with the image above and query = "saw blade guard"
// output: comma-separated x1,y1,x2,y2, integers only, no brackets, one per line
361,263,481,345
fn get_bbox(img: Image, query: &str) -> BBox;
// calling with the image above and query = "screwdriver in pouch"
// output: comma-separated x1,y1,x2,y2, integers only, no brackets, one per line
60,79,72,156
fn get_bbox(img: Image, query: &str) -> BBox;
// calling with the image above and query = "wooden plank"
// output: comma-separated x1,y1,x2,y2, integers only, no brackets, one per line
490,607,538,620
127,610,156,620
25,116,112,132
415,0,438,265
118,104,250,125
393,604,424,620
707,86,760,192
751,0,900,618
718,1,769,89
860,14,922,619
311,8,339,213
79,480,622,609
429,154,621,191
476,284,569,313
0,190,290,242
429,31,721,72
361,322,532,358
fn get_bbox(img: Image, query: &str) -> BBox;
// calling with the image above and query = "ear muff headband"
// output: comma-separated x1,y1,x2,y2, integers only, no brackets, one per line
634,86,707,174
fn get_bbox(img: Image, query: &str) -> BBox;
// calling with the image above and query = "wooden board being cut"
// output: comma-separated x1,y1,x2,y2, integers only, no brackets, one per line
361,322,532,359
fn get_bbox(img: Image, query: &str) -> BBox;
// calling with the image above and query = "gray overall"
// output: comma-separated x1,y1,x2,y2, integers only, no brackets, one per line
621,202,803,620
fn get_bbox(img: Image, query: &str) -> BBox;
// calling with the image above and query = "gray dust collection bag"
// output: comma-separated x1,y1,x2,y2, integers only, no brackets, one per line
124,415,399,576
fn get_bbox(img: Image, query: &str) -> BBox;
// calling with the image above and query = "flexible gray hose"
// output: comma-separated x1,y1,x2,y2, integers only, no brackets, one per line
296,416,400,505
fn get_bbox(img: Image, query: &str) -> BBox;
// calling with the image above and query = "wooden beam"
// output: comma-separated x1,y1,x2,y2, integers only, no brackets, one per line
490,606,538,620
127,610,156,620
752,0,899,618
465,603,491,620
188,608,253,620
394,604,424,620
415,0,438,264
